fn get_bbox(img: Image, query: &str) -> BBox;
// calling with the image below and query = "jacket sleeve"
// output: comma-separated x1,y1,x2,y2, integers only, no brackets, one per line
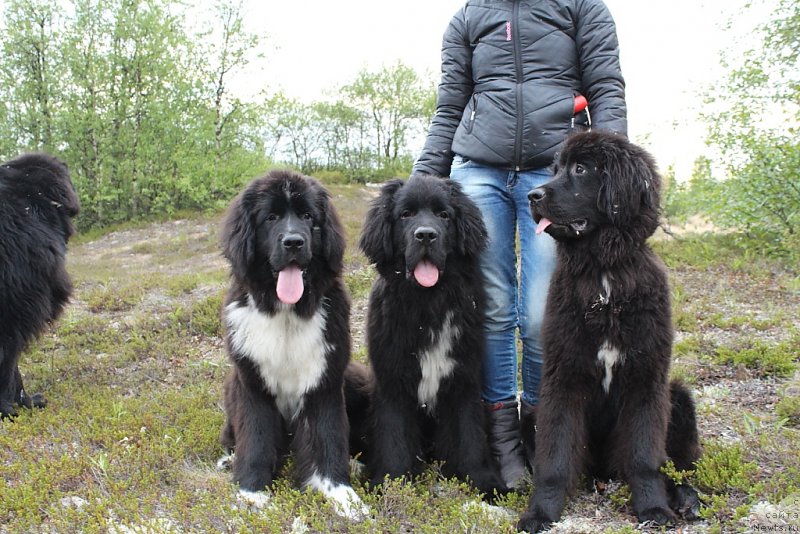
575,0,627,136
412,9,474,177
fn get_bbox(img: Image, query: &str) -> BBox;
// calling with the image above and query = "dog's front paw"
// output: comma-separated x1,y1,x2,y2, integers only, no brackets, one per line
0,400,19,420
216,452,235,471
237,488,273,509
637,505,676,526
672,483,701,520
517,511,553,533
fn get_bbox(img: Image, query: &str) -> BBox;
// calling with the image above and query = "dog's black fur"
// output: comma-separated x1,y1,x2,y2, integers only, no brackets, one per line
519,131,701,532
0,153,79,419
219,170,363,515
354,174,506,496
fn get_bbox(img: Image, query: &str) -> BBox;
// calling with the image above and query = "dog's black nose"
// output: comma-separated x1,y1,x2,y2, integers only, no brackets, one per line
282,234,305,250
528,188,546,203
414,226,438,244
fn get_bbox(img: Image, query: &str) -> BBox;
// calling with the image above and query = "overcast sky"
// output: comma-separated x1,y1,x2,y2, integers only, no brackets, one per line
224,0,774,179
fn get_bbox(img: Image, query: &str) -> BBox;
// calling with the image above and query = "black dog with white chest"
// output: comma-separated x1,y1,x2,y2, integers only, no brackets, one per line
0,153,80,419
355,174,507,497
519,131,701,532
219,169,365,518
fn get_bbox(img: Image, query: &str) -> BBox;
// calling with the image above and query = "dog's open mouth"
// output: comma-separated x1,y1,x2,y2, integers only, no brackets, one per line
534,216,588,236
535,217,552,235
411,259,440,288
275,262,306,304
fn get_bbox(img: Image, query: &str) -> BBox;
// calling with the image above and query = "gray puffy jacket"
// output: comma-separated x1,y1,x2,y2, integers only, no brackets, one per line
413,0,627,176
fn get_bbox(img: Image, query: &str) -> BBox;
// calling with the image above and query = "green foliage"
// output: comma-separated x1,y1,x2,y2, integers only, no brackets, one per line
663,156,720,224
776,389,800,426
694,441,758,493
0,0,270,230
0,2,437,230
700,0,800,259
713,340,798,378
261,63,435,183
660,459,695,485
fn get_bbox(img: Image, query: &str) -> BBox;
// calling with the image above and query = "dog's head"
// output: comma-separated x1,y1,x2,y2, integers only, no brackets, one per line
1,153,80,239
528,131,661,243
222,169,345,305
359,174,486,287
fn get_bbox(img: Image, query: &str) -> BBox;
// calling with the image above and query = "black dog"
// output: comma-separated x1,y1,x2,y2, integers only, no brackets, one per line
355,174,506,496
519,131,701,532
0,153,79,419
219,170,365,518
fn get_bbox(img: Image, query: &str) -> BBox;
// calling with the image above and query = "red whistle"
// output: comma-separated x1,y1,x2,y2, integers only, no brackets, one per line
574,95,588,113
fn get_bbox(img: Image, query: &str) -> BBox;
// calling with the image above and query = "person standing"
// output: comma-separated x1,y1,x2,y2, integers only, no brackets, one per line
412,0,627,490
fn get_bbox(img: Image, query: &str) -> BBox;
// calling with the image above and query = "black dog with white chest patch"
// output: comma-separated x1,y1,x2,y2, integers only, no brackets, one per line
219,169,365,518
519,131,701,532
355,174,506,497
1,153,79,419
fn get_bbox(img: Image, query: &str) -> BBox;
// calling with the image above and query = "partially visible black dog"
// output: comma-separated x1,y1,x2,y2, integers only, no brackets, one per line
519,131,701,532
219,170,366,519
353,174,507,497
0,153,80,419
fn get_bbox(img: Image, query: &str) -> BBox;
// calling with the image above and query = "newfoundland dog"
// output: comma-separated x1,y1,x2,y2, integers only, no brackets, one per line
356,174,506,496
519,131,701,532
219,169,365,518
0,153,79,419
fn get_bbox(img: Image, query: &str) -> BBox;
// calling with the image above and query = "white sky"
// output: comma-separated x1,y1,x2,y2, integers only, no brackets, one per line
227,0,774,180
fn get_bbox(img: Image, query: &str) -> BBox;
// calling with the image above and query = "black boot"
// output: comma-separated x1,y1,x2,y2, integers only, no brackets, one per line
520,399,537,469
484,400,528,490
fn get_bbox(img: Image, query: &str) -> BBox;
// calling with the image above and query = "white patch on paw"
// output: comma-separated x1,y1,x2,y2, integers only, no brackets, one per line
216,452,234,471
237,489,273,509
290,517,310,533
461,499,515,522
306,472,369,520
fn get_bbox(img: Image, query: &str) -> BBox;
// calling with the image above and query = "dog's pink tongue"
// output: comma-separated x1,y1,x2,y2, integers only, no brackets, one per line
413,261,439,288
276,264,304,304
535,217,552,235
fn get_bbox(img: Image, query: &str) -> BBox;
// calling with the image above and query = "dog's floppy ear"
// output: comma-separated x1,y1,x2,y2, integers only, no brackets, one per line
221,187,258,280
446,179,487,257
4,153,80,217
359,179,404,265
315,186,346,274
598,143,660,227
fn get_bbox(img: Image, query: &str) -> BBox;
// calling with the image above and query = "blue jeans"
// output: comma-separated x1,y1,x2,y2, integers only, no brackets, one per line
450,156,556,406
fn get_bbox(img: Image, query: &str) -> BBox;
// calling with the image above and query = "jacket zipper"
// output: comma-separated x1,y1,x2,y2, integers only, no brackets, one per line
467,95,477,134
512,0,523,171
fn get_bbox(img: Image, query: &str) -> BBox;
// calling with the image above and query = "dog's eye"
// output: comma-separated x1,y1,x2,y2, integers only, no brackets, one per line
266,213,279,222
400,210,413,219
574,163,587,175
301,212,313,221
437,211,450,220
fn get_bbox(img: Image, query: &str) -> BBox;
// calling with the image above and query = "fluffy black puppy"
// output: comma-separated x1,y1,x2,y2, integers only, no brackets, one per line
519,131,701,532
0,153,79,419
219,169,365,518
357,174,506,497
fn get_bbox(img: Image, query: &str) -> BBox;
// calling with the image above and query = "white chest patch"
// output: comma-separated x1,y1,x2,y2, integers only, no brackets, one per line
597,340,623,393
417,312,459,411
225,296,331,420
600,274,612,303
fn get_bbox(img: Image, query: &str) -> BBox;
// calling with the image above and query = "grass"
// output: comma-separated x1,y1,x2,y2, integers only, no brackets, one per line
1,188,799,533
